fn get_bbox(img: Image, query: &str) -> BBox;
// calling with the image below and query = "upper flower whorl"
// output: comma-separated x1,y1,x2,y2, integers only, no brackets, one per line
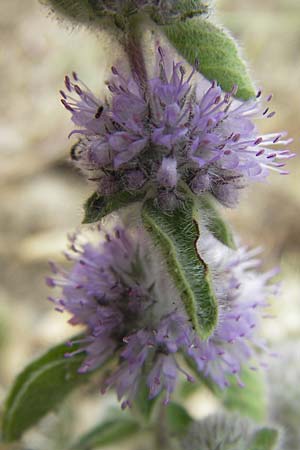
61,47,294,209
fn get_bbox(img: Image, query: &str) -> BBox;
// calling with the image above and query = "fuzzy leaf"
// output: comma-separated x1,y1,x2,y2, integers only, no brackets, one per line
166,402,193,436
142,199,218,339
2,338,98,442
43,0,209,25
223,369,267,423
40,0,105,24
150,0,209,24
175,0,209,19
163,18,256,100
248,428,279,450
197,196,235,248
70,418,141,450
83,191,143,224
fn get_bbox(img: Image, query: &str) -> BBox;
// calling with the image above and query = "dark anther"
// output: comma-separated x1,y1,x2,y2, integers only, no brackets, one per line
95,105,104,119
70,141,82,161
60,90,67,99
75,85,82,95
180,65,186,76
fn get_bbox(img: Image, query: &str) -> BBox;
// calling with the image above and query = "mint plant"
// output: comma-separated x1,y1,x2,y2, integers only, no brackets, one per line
2,1,294,449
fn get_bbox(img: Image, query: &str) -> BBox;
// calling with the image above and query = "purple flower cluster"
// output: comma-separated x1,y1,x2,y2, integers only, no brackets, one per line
61,48,293,209
47,225,277,407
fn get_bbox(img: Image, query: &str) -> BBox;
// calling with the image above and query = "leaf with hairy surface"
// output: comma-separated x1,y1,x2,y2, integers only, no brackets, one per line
83,191,144,224
163,18,256,100
69,417,141,450
2,337,106,442
142,198,218,339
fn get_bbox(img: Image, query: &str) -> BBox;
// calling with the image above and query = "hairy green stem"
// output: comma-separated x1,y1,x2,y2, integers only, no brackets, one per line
124,14,149,88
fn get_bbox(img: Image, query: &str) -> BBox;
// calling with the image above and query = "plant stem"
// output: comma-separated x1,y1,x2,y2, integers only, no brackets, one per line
154,404,171,450
124,14,149,88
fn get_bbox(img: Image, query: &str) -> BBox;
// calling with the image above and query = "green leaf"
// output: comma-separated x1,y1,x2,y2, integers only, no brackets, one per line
142,199,218,339
175,0,209,20
223,369,267,423
183,355,221,396
83,191,143,224
70,418,141,450
166,402,193,436
183,363,267,423
150,0,209,24
163,18,256,100
197,195,236,248
248,428,279,450
179,378,202,398
2,338,99,442
40,0,104,24
134,380,159,423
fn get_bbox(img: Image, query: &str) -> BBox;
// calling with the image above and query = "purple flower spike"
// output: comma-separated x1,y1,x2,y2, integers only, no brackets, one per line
48,225,278,406
61,48,294,209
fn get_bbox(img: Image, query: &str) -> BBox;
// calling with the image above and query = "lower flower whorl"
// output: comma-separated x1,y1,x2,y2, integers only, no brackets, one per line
47,224,278,406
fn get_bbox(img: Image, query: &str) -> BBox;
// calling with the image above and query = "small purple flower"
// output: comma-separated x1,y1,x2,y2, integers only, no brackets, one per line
61,48,294,209
48,225,278,406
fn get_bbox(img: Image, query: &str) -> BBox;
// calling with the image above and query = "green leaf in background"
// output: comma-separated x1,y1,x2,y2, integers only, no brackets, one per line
134,380,159,423
166,402,193,436
223,368,267,423
183,363,267,423
2,337,98,442
70,417,141,450
83,191,143,224
163,18,256,100
142,199,218,339
197,195,236,249
248,428,279,450
183,354,221,396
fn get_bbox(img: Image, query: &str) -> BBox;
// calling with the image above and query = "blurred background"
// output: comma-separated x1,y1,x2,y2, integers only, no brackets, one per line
0,0,300,448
